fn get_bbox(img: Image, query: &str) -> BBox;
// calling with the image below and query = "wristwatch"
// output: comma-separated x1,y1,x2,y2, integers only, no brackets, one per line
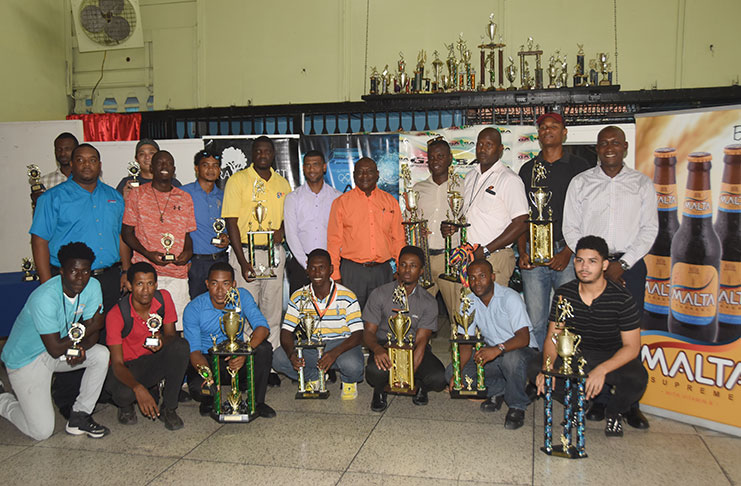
619,259,630,271
482,246,491,258
497,343,506,353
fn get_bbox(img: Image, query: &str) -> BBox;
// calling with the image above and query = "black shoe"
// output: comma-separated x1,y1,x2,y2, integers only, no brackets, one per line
66,411,110,438
267,373,281,387
178,389,191,403
199,400,213,417
117,404,138,425
256,403,276,418
586,402,606,421
625,405,650,429
159,408,184,430
605,415,624,437
480,395,504,412
504,408,525,430
371,390,388,412
525,383,538,402
412,387,428,406
327,370,338,383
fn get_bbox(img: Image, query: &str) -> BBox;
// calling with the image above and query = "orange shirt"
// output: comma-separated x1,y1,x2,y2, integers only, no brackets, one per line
327,186,405,280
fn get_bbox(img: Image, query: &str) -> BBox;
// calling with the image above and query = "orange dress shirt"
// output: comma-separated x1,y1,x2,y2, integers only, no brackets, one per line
327,186,405,280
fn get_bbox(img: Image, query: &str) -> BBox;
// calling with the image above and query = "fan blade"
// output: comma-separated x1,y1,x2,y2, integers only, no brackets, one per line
104,15,130,41
80,5,105,33
99,0,124,16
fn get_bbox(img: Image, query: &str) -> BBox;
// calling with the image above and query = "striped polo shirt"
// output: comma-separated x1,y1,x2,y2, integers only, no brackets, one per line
282,281,363,340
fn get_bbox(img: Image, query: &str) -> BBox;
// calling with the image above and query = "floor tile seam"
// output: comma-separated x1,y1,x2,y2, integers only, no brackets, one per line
341,467,530,485
178,455,347,473
335,395,390,485
144,457,184,486
0,444,34,464
31,443,186,459
698,435,734,485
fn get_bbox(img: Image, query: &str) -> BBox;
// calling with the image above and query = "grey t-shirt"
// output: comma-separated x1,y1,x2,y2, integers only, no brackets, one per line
362,281,439,342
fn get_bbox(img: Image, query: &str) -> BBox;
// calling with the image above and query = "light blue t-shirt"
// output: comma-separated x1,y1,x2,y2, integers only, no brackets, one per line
2,275,102,369
459,283,537,348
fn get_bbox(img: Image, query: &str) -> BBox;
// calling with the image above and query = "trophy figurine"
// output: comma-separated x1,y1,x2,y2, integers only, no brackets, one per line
21,257,37,282
369,66,380,95
573,43,587,87
294,288,329,399
444,42,457,91
145,313,163,347
385,285,416,395
212,218,226,246
440,165,469,282
161,233,176,262
127,161,141,188
431,51,443,92
400,163,432,288
413,50,426,93
449,288,487,398
245,179,277,279
541,296,588,459
505,57,518,90
527,166,555,265
65,322,86,358
395,52,409,94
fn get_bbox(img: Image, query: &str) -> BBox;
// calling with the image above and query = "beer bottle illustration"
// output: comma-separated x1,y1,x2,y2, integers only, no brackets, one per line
714,144,741,342
643,148,679,331
668,152,720,342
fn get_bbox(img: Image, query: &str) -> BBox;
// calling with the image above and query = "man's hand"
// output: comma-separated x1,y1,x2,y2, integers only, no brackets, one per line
605,261,626,286
373,348,392,371
317,348,339,372
440,222,457,238
473,346,500,366
240,262,256,283
273,227,285,245
226,355,246,371
215,233,229,249
174,249,192,266
519,251,535,270
289,351,305,371
585,367,607,399
547,247,572,272
473,246,486,261
65,347,86,366
143,332,163,353
122,181,135,200
146,250,168,266
119,273,128,293
134,384,160,419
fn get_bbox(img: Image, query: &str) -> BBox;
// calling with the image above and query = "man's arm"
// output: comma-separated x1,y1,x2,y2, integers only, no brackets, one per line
584,328,641,399
317,330,362,371
476,214,528,259
225,217,254,282
121,224,165,266
326,199,343,281
175,233,194,266
473,327,530,365
119,236,131,291
535,320,560,395
412,327,433,372
389,199,406,263
280,328,304,371
621,178,659,268
283,195,307,268
561,179,581,253
363,322,390,371
79,310,104,349
31,234,52,283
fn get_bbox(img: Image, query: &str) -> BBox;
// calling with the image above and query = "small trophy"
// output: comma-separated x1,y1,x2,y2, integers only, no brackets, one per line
413,50,426,93
21,258,37,282
505,56,518,90
573,44,587,87
212,218,226,246
395,52,408,94
27,164,45,193
444,42,457,91
294,287,329,399
145,313,163,347
400,163,432,288
65,322,86,358
541,296,588,459
517,37,543,90
385,285,416,395
161,233,176,262
449,288,487,398
245,179,277,279
440,165,470,282
598,52,612,86
528,162,554,265
127,161,141,188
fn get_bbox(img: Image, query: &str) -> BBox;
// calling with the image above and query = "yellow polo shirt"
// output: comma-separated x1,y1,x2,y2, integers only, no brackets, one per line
222,165,292,245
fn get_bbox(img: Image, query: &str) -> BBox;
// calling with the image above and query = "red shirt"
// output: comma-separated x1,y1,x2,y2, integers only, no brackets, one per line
106,290,177,362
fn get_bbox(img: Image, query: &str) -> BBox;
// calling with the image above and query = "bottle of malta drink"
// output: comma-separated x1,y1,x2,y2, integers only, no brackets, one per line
668,152,720,342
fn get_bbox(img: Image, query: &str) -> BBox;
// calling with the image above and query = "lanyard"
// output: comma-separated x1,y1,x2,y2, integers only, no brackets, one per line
310,282,337,323
61,292,81,333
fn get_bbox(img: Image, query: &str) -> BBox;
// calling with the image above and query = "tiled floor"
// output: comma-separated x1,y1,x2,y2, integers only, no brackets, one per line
0,319,739,486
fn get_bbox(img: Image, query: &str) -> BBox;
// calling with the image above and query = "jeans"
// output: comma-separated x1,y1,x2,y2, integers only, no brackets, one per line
445,346,537,410
188,251,229,300
273,338,364,383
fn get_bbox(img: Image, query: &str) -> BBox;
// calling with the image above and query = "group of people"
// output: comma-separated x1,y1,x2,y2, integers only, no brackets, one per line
0,113,656,441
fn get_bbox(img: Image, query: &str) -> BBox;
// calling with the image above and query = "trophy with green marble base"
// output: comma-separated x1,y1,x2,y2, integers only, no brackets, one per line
245,179,277,279
440,165,469,282
449,288,487,398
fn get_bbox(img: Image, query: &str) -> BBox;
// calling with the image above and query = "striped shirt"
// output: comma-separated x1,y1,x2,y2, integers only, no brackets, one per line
282,281,363,340
549,279,639,353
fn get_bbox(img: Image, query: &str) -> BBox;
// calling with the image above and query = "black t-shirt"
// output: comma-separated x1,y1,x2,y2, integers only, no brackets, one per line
549,279,639,353
518,152,592,242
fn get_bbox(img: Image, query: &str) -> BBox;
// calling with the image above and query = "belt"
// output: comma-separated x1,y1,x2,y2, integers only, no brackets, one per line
608,252,625,261
192,251,227,261
429,249,445,256
242,243,271,250
93,262,122,276
344,258,389,268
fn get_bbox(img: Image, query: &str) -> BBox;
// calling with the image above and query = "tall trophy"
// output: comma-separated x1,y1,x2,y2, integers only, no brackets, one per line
385,285,416,395
21,257,37,282
127,161,141,187
245,179,277,279
477,13,506,91
413,50,426,93
145,313,162,347
527,161,554,265
161,233,176,262
541,296,588,459
517,37,543,90
294,287,329,399
449,288,487,398
431,51,443,92
440,165,469,282
395,52,408,94
65,322,86,358
212,218,226,246
400,163,432,288
209,288,256,423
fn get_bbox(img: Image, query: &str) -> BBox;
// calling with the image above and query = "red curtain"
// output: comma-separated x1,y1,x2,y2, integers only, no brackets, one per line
66,113,141,142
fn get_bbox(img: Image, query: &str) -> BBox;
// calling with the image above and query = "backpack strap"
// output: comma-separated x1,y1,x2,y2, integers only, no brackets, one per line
117,290,166,338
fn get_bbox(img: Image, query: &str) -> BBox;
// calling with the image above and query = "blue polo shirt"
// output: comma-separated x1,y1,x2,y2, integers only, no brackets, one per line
181,181,225,255
182,288,268,354
30,178,124,269
460,283,537,348
2,275,102,369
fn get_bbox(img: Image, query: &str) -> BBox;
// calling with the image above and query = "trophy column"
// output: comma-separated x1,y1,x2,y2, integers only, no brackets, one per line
385,286,417,396
440,166,469,282
449,289,487,399
400,164,432,288
528,184,554,265
295,290,329,399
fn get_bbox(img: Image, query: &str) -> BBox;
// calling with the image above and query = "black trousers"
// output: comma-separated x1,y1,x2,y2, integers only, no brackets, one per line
285,255,310,296
340,259,393,310
622,259,648,312
186,341,272,406
365,344,447,393
103,337,190,410
188,251,229,300
527,349,648,416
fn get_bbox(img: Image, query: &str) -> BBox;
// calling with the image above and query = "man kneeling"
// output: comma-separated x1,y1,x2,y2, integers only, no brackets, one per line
105,262,190,430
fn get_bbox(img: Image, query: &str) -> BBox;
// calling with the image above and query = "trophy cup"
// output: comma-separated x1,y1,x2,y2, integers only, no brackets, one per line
517,37,543,90
400,163,432,288
27,164,45,194
598,52,612,86
145,313,163,347
527,163,554,265
212,218,226,246
21,258,37,282
65,322,86,358
505,57,518,90
161,233,176,262
294,288,329,399
245,179,277,279
385,285,416,395
440,166,469,282
541,296,588,459
127,161,141,188
547,55,558,88
431,51,443,92
381,65,391,95
395,52,408,94
444,42,457,91
449,288,487,398
477,14,506,91
210,288,256,423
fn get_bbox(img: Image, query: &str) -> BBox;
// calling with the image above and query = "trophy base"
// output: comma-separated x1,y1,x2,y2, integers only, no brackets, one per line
130,181,140,188
385,384,418,396
22,275,35,282
251,275,277,280
210,237,222,245
295,390,330,400
65,348,82,358
211,411,255,423
438,273,461,283
541,445,587,459
163,254,176,262
31,184,44,192
450,389,488,399
144,337,161,347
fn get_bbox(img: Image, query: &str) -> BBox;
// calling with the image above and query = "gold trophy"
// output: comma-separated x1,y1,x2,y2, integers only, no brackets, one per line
294,287,329,399
211,218,226,246
528,163,555,265
27,164,45,193
145,313,163,347
440,165,469,282
161,233,176,262
400,163,432,288
21,258,37,282
449,288,487,398
477,13,506,91
245,179,277,279
505,56,518,90
127,161,141,188
385,285,416,395
65,322,86,358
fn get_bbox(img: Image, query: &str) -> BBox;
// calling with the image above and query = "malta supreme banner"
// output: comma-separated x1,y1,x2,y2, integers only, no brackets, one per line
635,105,741,433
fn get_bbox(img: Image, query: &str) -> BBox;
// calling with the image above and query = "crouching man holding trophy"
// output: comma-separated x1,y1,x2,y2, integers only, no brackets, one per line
363,246,446,412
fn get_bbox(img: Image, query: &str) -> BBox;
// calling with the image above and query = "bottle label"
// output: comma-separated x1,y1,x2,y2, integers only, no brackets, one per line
718,260,741,324
718,182,741,213
654,183,678,211
682,189,713,218
645,254,671,314
670,262,719,325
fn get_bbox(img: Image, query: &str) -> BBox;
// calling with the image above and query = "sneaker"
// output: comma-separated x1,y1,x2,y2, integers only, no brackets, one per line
199,400,213,417
480,395,504,412
605,415,624,437
504,408,525,430
412,387,428,406
159,408,184,431
256,403,276,418
178,389,191,403
117,404,137,425
341,382,358,400
370,390,388,412
66,411,110,438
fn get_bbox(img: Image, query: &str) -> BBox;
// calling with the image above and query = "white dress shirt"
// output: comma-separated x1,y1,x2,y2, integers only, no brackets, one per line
413,176,451,250
284,182,341,268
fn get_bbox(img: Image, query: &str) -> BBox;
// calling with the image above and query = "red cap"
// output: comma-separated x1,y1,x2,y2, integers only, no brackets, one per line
536,112,564,126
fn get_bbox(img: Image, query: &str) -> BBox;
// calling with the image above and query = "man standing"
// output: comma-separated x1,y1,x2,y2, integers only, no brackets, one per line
562,126,656,429
183,262,275,419
363,246,446,411
284,150,341,295
0,242,110,440
533,236,648,437
181,150,229,300
446,260,538,429
32,132,79,206
122,150,196,327
105,262,190,430
273,249,364,400
517,113,592,349
327,157,405,309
